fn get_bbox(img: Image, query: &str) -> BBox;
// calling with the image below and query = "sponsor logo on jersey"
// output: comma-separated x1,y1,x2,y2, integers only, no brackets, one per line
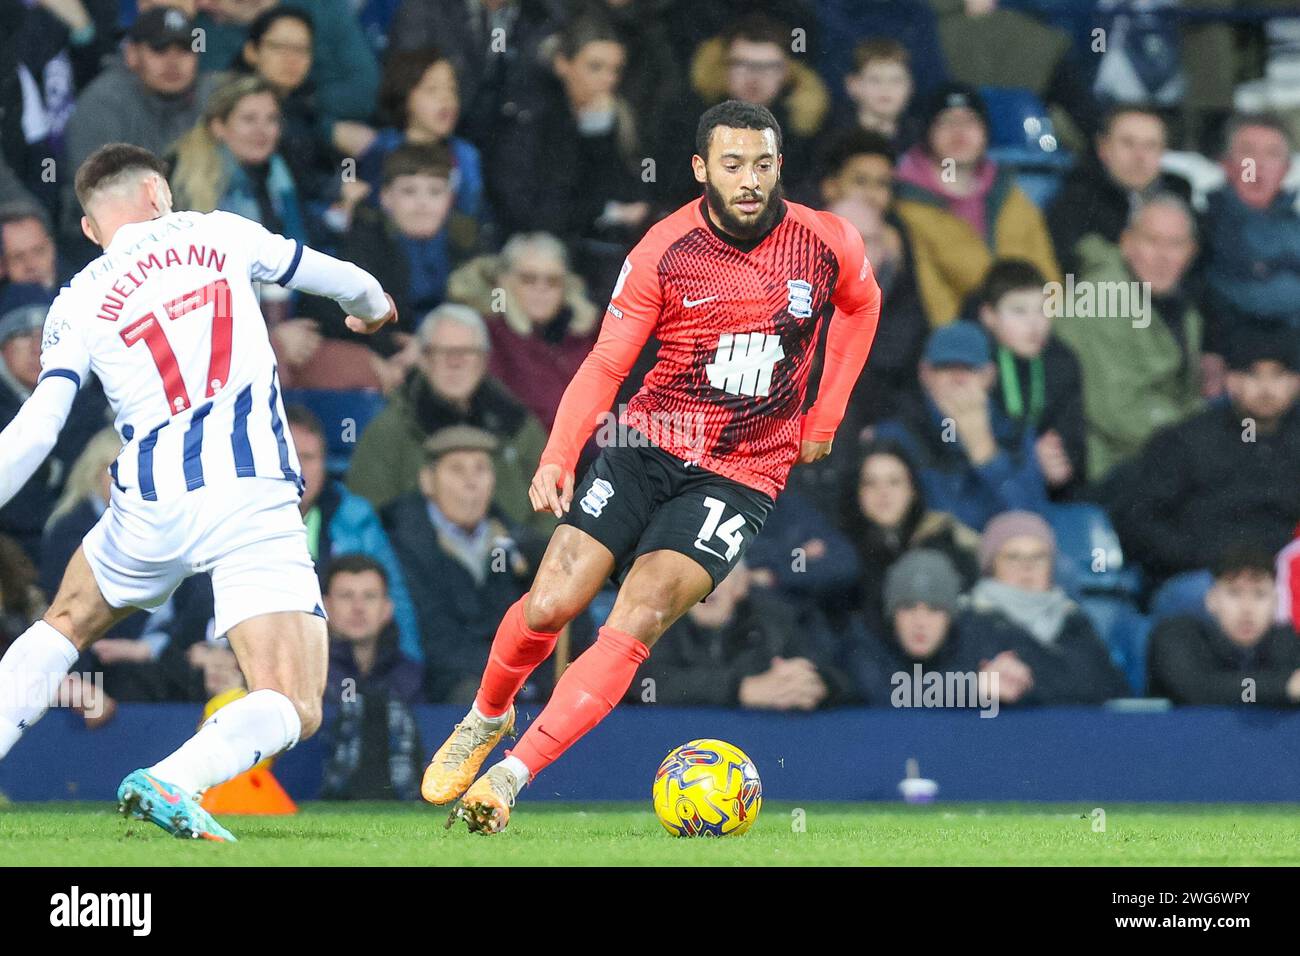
683,294,718,308
705,332,785,398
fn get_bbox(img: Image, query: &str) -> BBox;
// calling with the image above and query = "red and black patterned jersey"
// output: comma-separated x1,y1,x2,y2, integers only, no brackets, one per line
541,197,882,500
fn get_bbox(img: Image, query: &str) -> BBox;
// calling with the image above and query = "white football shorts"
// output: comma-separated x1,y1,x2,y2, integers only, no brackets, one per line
81,477,324,637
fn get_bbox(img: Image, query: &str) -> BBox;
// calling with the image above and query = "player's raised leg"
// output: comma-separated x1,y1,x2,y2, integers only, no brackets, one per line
0,547,136,761
120,609,327,842
454,548,712,834
421,523,615,804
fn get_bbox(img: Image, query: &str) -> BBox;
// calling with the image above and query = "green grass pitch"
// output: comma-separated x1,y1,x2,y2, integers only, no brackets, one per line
3,802,1298,866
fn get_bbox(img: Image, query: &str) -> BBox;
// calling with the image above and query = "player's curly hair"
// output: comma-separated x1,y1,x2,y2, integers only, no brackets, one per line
695,100,783,160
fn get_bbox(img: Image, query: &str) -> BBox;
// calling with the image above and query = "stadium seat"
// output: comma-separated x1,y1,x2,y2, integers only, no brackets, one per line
1046,502,1141,598
281,388,387,477
980,86,1072,209
1149,570,1214,622
1052,502,1150,695
979,86,1063,154
1078,595,1150,696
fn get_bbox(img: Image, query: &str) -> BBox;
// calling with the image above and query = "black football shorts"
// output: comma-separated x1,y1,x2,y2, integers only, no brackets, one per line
560,430,775,594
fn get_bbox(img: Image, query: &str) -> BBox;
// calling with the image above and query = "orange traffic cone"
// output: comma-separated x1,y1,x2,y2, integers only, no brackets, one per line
201,765,298,815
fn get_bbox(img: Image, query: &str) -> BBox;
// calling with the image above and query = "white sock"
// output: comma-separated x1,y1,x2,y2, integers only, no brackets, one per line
471,703,509,725
148,688,301,794
0,620,80,760
500,754,531,788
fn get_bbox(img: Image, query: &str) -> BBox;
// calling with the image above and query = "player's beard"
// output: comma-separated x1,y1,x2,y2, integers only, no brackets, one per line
704,178,784,241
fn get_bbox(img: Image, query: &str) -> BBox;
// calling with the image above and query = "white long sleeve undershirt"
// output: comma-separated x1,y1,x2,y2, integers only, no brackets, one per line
0,376,77,509
279,245,390,324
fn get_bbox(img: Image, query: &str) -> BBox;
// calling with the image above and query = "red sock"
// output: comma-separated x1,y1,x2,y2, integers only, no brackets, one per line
474,594,559,718
508,626,649,778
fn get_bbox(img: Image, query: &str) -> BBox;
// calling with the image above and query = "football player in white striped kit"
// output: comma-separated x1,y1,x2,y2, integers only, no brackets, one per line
0,144,398,841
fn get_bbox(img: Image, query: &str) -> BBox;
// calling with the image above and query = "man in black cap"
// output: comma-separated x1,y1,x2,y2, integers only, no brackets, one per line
1108,328,1300,583
61,7,220,250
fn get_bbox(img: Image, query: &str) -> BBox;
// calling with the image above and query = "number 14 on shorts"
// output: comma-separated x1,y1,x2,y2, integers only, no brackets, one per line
694,497,744,561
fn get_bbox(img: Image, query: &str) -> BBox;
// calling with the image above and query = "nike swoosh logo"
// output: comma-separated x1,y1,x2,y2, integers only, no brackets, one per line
144,774,182,805
683,295,718,308
693,539,726,560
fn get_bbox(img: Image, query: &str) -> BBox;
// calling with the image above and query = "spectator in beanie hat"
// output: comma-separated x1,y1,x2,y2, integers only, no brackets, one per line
892,82,1060,326
976,509,1056,578
968,510,1130,703
884,547,963,618
843,548,1025,706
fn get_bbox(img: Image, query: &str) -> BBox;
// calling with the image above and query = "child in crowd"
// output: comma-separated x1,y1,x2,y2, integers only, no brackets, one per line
976,259,1088,500
842,37,918,151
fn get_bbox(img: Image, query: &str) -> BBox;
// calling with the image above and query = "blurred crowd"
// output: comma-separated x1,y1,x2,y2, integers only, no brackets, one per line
3,0,1300,795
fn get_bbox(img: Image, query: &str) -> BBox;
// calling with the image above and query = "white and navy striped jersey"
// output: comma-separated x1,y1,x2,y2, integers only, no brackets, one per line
37,210,380,502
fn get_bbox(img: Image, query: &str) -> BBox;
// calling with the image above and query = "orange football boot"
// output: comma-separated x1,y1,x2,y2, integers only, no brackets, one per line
421,706,515,805
446,764,524,835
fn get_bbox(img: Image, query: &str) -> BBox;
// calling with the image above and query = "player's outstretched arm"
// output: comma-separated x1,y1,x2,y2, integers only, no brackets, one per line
282,245,396,333
223,212,397,333
0,377,77,509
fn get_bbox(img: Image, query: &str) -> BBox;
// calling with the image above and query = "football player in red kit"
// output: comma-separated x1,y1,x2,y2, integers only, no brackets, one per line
425,100,883,833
